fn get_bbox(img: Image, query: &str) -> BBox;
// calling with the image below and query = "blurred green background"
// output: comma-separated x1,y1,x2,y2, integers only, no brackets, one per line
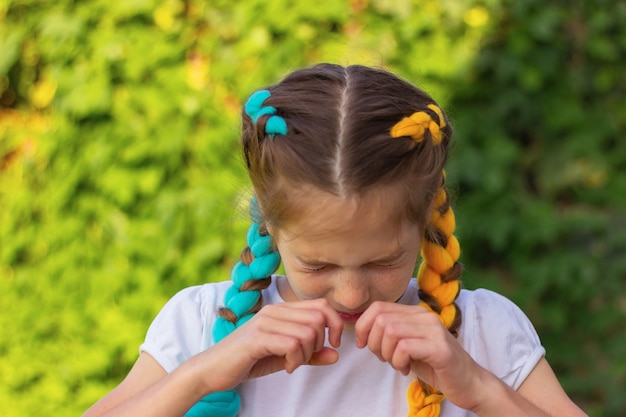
1,0,624,415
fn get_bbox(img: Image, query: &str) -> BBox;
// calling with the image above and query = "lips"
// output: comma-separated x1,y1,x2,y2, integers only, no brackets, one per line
337,311,364,322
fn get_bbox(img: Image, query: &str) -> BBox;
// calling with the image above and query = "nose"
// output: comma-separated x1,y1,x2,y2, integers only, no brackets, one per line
332,269,370,311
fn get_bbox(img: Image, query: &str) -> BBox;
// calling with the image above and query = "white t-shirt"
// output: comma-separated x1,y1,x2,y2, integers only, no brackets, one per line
140,277,545,417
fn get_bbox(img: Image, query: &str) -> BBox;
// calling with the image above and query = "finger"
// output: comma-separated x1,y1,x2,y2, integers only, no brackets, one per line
274,299,344,349
236,330,308,376
260,305,328,353
355,301,402,348
326,314,344,349
354,302,382,348
388,338,414,374
261,315,323,364
239,314,313,370
253,331,308,374
381,313,453,371
287,299,344,348
379,321,402,363
282,336,307,373
390,338,439,385
364,316,385,361
366,313,411,363
308,347,339,366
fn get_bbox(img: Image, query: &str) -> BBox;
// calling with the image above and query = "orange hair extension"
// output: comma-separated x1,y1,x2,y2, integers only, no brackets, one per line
390,104,446,145
390,106,462,417
405,176,461,417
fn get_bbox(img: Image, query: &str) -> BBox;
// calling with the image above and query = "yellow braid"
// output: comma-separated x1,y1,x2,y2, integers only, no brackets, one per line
390,104,446,145
390,105,462,417
417,185,460,327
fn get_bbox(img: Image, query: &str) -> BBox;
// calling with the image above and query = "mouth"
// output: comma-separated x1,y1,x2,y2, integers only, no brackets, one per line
336,311,364,322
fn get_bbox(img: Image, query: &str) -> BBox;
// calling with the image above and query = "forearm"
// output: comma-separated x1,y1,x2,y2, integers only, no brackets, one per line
83,357,212,417
470,371,551,417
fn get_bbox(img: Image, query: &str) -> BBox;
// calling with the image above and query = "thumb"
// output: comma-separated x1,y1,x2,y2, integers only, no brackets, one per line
308,347,339,366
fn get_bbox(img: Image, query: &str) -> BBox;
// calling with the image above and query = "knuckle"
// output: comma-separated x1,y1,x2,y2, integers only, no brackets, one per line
301,326,317,344
368,300,386,314
312,298,331,309
373,312,388,328
396,338,411,355
303,309,325,328
284,338,301,352
311,308,326,322
383,322,400,339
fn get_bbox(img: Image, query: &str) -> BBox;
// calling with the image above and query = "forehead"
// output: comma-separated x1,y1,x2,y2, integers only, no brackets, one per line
275,184,413,238
273,185,422,266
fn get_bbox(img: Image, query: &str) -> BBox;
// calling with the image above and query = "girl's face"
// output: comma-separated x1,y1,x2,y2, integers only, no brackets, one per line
271,187,422,326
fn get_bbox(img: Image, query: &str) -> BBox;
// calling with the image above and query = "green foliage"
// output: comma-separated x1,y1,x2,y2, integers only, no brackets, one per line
1,0,623,416
446,1,626,415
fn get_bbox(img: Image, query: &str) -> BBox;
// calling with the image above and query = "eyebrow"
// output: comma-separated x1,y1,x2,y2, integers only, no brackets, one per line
370,250,406,264
295,250,406,266
295,256,328,267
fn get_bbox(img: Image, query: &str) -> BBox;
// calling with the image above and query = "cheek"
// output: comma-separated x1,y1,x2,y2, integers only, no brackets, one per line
285,274,328,300
375,269,413,299
367,258,416,300
281,262,328,300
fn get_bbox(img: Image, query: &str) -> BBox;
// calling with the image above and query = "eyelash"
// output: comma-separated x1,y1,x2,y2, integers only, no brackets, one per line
305,264,327,271
372,262,400,269
302,261,400,272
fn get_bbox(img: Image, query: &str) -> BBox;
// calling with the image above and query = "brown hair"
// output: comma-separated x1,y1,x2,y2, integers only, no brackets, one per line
244,63,451,228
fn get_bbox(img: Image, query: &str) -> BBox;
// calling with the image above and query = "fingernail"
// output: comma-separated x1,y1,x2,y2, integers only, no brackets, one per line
355,337,363,348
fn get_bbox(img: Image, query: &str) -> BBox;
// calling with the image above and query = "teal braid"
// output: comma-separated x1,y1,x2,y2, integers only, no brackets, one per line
213,221,281,339
183,197,281,417
244,89,287,138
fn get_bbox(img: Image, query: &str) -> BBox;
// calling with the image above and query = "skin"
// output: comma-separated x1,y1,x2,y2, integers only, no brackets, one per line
83,187,588,417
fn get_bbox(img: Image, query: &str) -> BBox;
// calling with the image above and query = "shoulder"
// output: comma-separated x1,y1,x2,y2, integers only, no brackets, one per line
456,288,542,339
456,288,529,321
455,288,546,390
139,281,233,372
173,281,233,312
152,281,234,324
139,278,282,373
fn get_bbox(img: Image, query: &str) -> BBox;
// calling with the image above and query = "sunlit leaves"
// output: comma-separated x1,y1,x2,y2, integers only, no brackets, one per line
2,0,624,416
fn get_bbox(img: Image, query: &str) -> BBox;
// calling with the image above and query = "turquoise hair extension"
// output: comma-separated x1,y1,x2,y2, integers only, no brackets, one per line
213,221,281,341
184,392,240,417
183,197,281,417
244,89,287,138
244,90,272,122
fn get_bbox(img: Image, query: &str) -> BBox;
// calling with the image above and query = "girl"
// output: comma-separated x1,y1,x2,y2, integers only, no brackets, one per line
84,64,587,417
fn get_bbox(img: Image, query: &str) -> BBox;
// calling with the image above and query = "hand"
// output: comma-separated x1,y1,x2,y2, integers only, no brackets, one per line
354,301,486,411
194,298,344,393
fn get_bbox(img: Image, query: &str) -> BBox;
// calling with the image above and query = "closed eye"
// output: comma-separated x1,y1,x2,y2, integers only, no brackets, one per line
369,253,406,269
303,264,327,272
370,261,402,269
297,259,331,272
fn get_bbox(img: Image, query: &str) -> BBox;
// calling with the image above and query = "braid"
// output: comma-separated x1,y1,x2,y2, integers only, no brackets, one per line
390,105,463,417
418,179,462,335
183,197,281,417
183,90,285,416
213,219,280,338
